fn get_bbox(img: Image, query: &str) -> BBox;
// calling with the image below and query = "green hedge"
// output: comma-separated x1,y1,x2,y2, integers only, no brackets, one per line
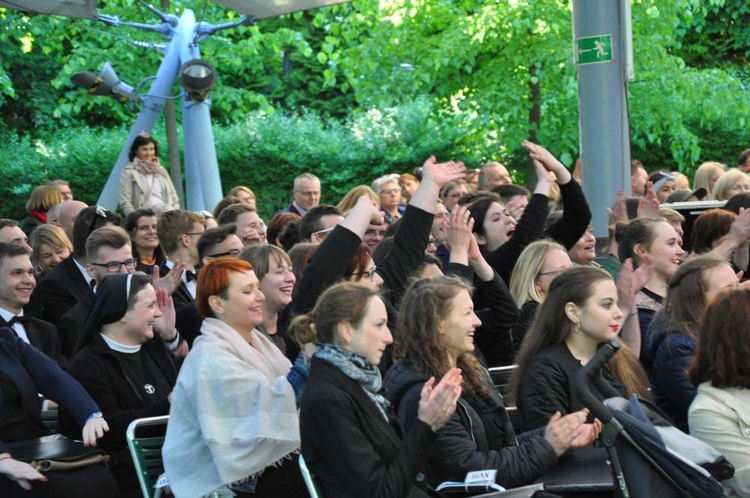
5,96,747,223
0,98,471,221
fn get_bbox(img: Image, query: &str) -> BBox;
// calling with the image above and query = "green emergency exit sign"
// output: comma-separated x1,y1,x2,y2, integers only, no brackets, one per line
576,35,613,65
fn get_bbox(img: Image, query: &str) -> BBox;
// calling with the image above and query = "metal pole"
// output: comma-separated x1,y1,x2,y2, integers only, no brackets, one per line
96,26,182,211
178,10,223,213
572,0,632,236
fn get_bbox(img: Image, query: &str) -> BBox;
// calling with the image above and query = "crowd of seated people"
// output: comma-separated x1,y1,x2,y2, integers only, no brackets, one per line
3,142,750,498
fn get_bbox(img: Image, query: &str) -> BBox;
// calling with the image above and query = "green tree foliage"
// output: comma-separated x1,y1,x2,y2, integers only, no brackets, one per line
4,0,750,196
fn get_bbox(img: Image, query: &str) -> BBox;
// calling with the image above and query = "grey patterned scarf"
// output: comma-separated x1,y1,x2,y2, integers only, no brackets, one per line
315,344,390,422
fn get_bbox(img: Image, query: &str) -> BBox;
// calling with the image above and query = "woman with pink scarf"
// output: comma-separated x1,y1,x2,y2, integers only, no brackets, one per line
119,132,180,215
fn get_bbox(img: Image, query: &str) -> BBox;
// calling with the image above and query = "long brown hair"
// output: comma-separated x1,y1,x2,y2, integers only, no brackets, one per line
511,266,650,401
395,275,490,398
662,254,729,342
690,289,750,389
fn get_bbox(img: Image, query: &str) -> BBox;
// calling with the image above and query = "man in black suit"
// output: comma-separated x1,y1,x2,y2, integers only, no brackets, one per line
57,226,136,357
0,243,66,366
157,210,205,311
28,205,121,325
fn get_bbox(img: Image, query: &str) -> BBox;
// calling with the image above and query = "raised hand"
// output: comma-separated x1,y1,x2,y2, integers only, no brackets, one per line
447,206,474,260
638,181,660,216
522,140,572,184
152,261,184,296
607,190,628,223
417,368,463,432
153,286,176,343
420,156,467,189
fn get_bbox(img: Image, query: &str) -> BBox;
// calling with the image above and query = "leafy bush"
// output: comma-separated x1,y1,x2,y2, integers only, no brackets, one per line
0,98,469,221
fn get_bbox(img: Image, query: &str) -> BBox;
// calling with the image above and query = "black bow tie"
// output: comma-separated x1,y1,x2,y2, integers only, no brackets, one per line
8,315,26,326
185,271,198,283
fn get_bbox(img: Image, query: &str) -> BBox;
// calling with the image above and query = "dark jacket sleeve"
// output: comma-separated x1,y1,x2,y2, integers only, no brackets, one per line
396,382,557,489
473,273,520,368
543,180,592,250
377,205,433,309
303,384,436,498
291,225,362,317
517,355,572,431
652,335,697,430
14,335,99,427
485,194,549,285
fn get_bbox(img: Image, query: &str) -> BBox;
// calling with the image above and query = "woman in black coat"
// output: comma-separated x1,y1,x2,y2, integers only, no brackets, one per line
293,282,462,498
385,275,598,490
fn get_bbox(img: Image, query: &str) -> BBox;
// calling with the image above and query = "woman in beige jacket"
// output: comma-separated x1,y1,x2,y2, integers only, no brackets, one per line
119,132,179,215
689,288,750,497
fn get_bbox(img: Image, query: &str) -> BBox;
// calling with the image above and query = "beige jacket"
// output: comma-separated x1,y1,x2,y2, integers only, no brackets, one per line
688,383,750,497
119,163,180,215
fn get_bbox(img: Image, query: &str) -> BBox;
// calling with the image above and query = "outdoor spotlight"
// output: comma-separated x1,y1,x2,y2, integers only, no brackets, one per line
71,62,140,103
179,59,217,102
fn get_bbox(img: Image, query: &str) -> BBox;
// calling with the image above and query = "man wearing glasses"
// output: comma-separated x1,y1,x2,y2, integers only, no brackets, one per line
56,226,137,358
157,210,206,311
279,172,321,216
299,205,343,244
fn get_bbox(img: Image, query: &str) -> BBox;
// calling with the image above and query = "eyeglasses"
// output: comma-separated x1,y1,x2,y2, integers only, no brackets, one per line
538,269,566,278
90,258,138,273
352,266,378,281
295,190,320,197
313,227,335,239
184,231,205,237
207,249,241,258
381,188,401,195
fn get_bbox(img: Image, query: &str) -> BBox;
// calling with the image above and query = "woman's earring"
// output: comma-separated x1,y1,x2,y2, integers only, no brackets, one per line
573,322,581,334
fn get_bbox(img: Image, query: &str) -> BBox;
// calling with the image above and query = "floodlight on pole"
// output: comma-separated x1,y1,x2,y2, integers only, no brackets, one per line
179,59,217,102
71,62,140,103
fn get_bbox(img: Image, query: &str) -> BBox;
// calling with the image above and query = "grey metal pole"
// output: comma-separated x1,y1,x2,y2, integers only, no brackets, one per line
96,26,182,211
179,10,224,213
573,0,632,236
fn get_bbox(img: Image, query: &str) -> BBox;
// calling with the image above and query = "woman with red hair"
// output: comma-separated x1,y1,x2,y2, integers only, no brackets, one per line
163,258,309,498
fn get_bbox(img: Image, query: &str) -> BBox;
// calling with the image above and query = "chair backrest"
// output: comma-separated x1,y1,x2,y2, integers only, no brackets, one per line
298,454,323,498
127,415,169,498
41,409,58,433
488,365,518,405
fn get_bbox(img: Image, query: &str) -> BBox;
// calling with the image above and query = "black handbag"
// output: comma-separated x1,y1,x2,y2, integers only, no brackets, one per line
6,434,109,471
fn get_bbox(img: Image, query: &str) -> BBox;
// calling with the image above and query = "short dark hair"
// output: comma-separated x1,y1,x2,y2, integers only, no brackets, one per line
0,242,31,263
212,195,244,219
72,206,122,259
198,224,237,261
492,184,530,204
279,219,302,252
0,219,19,231
737,148,750,167
157,210,204,254
85,226,131,262
216,203,255,226
299,205,342,241
128,133,159,162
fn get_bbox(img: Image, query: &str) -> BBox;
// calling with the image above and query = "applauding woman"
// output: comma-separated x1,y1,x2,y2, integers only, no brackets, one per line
294,282,461,498
386,275,598,490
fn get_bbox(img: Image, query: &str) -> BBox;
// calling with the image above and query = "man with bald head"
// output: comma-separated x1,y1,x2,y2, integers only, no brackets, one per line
54,200,88,241
479,161,512,189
